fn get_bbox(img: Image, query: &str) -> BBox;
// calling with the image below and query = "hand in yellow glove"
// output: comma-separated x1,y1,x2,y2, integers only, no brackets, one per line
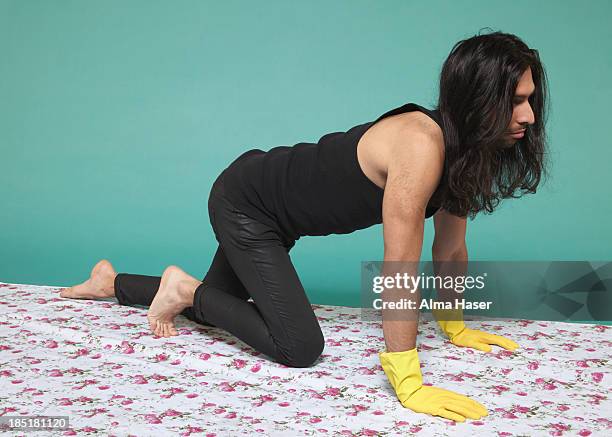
379,347,488,422
432,308,519,353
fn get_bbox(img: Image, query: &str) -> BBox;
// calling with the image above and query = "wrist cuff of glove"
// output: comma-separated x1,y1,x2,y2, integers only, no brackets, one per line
432,308,466,341
378,347,423,400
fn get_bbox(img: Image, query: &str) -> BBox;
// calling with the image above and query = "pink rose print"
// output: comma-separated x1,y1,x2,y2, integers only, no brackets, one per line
143,414,162,424
132,375,148,385
44,340,59,348
162,409,182,417
549,422,571,436
527,361,539,370
154,353,168,362
325,387,341,397
231,359,247,369
219,382,235,392
120,341,134,354
151,374,167,381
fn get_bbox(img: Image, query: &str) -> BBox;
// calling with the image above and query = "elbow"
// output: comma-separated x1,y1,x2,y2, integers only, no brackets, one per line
383,251,422,262
432,242,467,260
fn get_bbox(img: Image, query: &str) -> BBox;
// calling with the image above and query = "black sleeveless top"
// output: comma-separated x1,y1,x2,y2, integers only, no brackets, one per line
222,102,445,241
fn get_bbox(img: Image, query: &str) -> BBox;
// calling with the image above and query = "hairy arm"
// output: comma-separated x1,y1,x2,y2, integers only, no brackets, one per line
432,208,468,303
381,127,444,352
376,122,490,423
431,209,519,352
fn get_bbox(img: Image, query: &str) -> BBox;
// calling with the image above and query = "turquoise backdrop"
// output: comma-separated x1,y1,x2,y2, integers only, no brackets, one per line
1,0,611,308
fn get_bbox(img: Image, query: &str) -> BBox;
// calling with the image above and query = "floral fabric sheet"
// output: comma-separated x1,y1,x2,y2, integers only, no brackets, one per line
0,281,610,436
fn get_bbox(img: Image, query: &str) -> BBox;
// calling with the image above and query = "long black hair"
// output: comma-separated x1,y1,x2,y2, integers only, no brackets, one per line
435,29,551,219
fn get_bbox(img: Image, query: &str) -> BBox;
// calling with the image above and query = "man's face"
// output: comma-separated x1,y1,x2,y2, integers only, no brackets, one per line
504,67,536,145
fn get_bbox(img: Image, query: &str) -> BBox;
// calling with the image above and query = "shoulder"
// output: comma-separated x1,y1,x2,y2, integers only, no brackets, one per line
381,113,446,209
393,111,444,146
374,110,444,162
358,109,445,189
387,112,445,169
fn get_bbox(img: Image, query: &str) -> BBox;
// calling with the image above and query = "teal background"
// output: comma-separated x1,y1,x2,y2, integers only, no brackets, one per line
1,0,611,308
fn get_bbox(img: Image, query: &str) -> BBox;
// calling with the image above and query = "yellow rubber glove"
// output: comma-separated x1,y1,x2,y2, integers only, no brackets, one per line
378,347,488,422
432,308,519,352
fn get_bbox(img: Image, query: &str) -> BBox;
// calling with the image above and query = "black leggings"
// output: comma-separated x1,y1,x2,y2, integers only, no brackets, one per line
114,170,325,368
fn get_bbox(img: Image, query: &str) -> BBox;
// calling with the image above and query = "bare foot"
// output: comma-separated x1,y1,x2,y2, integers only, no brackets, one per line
60,259,117,299
147,265,202,338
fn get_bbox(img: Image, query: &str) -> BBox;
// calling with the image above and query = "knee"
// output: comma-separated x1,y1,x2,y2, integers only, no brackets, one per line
281,329,325,368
